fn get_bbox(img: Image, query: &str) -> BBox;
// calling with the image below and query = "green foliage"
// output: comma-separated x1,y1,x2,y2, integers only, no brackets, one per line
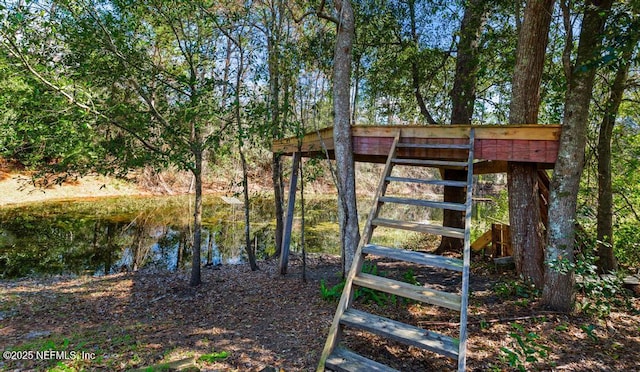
500,323,550,372
198,351,229,363
319,262,421,306
614,222,640,268
320,278,345,302
581,324,598,342
573,251,631,318
494,278,540,300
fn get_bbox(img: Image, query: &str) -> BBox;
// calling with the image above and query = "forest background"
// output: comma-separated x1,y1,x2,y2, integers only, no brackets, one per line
1,0,639,309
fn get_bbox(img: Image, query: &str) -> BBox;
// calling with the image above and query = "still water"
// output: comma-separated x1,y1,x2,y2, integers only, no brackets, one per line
0,194,341,279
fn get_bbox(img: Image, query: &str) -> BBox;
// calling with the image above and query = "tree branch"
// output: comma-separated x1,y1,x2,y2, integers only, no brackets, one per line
1,35,168,157
560,0,573,81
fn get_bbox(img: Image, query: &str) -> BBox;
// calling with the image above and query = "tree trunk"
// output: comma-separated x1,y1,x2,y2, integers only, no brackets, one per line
543,0,613,312
241,146,259,271
268,21,285,258
189,150,203,286
596,47,632,273
438,0,487,254
507,0,554,288
333,0,360,275
408,0,436,124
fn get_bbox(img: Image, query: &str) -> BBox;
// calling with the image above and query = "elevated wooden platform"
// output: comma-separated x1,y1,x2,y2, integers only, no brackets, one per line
272,125,561,172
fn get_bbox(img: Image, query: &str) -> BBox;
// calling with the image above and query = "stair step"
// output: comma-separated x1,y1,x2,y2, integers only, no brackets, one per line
386,176,467,188
372,218,464,238
340,308,459,360
397,143,471,150
379,196,467,211
325,347,399,372
362,244,463,272
354,273,461,310
392,158,468,168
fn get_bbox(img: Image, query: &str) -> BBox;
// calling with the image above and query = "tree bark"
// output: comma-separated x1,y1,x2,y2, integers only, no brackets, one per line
333,0,360,275
190,150,203,286
241,147,259,270
408,0,437,124
438,0,487,254
543,0,613,312
596,47,633,273
267,14,285,258
507,0,554,288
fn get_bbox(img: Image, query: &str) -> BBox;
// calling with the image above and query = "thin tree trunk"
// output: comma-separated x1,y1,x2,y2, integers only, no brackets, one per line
438,0,487,254
408,0,436,124
235,40,259,271
206,230,214,266
543,0,613,311
240,147,259,270
507,0,554,288
333,0,360,275
268,25,285,258
300,159,307,283
596,47,632,273
190,151,203,286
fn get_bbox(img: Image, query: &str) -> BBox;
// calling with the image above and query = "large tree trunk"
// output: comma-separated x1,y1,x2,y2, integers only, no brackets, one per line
543,0,613,312
333,0,360,275
438,0,487,254
507,0,554,288
596,48,632,273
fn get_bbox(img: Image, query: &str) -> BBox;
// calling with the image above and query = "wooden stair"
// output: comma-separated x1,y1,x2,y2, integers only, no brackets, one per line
318,129,475,371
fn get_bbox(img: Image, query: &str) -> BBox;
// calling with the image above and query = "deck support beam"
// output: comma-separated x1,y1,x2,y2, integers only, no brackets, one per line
279,152,301,275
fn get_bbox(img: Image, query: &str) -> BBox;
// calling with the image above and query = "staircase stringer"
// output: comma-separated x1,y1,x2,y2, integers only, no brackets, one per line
458,127,475,371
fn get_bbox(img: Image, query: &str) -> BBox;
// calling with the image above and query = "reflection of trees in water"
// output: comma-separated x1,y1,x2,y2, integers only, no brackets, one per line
0,195,342,278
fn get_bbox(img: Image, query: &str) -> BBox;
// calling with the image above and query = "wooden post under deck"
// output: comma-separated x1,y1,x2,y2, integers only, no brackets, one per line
279,152,301,275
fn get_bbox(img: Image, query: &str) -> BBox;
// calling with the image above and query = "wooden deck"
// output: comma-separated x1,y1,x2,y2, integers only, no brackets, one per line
272,125,561,172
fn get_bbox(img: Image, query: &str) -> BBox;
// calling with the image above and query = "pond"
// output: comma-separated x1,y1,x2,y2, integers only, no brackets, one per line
0,194,344,279
0,191,499,279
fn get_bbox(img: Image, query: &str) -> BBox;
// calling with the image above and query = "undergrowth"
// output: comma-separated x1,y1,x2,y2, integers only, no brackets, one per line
319,262,421,306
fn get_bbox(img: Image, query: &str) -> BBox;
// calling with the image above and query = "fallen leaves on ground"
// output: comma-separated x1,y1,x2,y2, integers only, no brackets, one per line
1,254,639,371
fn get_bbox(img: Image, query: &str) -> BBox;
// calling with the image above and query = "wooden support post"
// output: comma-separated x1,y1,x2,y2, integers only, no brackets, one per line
279,152,301,275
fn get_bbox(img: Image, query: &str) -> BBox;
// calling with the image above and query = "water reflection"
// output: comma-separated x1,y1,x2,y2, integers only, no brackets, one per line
0,195,340,279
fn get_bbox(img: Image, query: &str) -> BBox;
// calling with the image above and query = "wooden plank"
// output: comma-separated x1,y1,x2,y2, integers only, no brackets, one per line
386,176,467,188
397,143,471,150
340,309,459,360
473,160,508,174
391,158,468,168
363,244,463,272
273,125,561,166
279,152,300,275
351,125,470,139
474,125,561,141
379,196,467,211
457,127,475,372
325,347,399,372
372,218,465,239
353,273,462,310
471,229,492,251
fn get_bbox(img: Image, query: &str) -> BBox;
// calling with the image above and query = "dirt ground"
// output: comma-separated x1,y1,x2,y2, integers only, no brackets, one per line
1,254,639,372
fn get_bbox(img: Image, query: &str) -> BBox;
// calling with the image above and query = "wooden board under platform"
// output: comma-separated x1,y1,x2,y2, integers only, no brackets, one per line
272,125,561,173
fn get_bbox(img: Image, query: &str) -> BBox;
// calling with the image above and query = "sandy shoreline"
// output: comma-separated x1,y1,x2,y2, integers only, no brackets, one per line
0,173,144,207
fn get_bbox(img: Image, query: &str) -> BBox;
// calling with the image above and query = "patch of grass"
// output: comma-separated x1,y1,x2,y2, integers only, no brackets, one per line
319,262,422,306
198,351,229,363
